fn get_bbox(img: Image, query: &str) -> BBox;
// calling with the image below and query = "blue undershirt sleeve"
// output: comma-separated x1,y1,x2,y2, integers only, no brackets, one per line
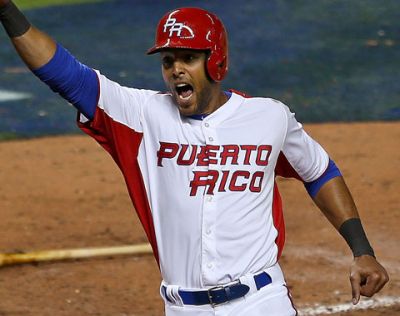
304,159,342,198
32,43,98,120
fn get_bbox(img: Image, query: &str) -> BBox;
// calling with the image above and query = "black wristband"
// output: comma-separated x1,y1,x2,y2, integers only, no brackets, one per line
339,218,375,257
0,1,31,38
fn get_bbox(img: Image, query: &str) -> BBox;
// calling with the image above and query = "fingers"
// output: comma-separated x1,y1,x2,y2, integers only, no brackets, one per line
360,270,390,298
350,270,361,304
350,256,390,304
375,269,390,292
360,272,380,297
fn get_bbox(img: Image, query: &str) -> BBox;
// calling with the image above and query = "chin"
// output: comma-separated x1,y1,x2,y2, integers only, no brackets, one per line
173,97,198,116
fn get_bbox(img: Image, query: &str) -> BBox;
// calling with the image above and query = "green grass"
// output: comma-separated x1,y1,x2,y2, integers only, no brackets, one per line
0,132,20,141
14,0,107,9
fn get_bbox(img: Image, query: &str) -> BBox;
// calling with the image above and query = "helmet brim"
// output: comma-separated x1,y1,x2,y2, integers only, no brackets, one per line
146,44,210,55
146,46,160,55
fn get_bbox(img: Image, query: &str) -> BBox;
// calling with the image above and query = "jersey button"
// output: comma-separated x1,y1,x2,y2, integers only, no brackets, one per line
207,263,213,269
204,123,210,127
208,136,214,142
206,229,212,235
206,196,213,202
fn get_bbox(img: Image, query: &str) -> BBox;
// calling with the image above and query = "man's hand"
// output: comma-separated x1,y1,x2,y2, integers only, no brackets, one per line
350,255,389,304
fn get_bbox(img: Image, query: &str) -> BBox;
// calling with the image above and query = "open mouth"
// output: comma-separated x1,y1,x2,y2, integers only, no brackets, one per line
175,83,194,100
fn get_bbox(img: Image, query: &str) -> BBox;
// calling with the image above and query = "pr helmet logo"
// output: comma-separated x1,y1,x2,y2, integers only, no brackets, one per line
163,10,195,39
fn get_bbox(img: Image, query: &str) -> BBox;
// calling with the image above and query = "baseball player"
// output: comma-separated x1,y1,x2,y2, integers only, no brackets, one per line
1,2,389,315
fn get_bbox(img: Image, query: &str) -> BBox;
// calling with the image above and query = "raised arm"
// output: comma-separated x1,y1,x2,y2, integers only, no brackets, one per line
0,0,56,69
313,176,389,304
1,0,98,119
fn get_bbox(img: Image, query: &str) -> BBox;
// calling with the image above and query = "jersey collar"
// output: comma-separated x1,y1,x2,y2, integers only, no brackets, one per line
187,91,232,121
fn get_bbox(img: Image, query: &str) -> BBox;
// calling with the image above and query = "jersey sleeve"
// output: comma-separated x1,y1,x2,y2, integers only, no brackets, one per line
78,71,158,163
79,71,157,131
276,104,329,182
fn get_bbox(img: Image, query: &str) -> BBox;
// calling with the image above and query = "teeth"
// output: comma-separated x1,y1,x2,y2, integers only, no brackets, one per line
175,83,193,101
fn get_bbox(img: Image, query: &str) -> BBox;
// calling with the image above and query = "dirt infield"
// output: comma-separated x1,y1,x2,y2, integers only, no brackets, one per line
0,122,398,315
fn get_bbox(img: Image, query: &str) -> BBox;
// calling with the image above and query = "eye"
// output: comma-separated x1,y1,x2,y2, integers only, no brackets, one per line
162,56,174,68
183,53,197,63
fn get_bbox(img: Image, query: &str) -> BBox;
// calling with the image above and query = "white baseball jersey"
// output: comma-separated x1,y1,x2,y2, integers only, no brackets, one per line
79,71,329,290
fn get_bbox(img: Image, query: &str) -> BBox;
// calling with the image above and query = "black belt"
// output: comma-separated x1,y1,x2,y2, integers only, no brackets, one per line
162,271,272,307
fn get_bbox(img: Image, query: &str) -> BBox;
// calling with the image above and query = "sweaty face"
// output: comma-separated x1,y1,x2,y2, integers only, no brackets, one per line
161,49,223,116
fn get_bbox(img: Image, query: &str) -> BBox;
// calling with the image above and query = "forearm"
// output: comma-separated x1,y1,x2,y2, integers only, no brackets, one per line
313,176,374,257
312,176,359,229
0,0,56,69
12,26,57,69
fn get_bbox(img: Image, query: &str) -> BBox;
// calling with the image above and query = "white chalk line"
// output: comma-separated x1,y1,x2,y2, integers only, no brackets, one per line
0,89,32,102
298,296,400,315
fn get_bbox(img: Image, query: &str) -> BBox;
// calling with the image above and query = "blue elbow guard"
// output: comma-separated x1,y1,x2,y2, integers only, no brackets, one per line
32,43,98,120
304,159,342,198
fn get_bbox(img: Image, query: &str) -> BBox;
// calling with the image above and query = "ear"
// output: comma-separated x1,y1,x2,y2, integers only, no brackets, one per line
218,59,226,68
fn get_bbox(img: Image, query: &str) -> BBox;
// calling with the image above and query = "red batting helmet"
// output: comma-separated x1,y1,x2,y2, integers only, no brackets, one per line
147,7,229,82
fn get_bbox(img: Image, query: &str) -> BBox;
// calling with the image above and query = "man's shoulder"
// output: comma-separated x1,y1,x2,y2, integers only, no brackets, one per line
230,89,284,106
233,92,287,113
96,70,171,101
145,90,176,107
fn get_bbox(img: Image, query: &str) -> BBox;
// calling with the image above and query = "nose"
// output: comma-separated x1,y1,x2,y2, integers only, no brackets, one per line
172,60,185,78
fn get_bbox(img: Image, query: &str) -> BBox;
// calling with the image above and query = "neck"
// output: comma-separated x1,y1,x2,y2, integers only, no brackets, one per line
202,85,228,115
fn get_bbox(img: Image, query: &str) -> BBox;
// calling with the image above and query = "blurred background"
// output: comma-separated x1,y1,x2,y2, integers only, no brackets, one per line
0,0,399,139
